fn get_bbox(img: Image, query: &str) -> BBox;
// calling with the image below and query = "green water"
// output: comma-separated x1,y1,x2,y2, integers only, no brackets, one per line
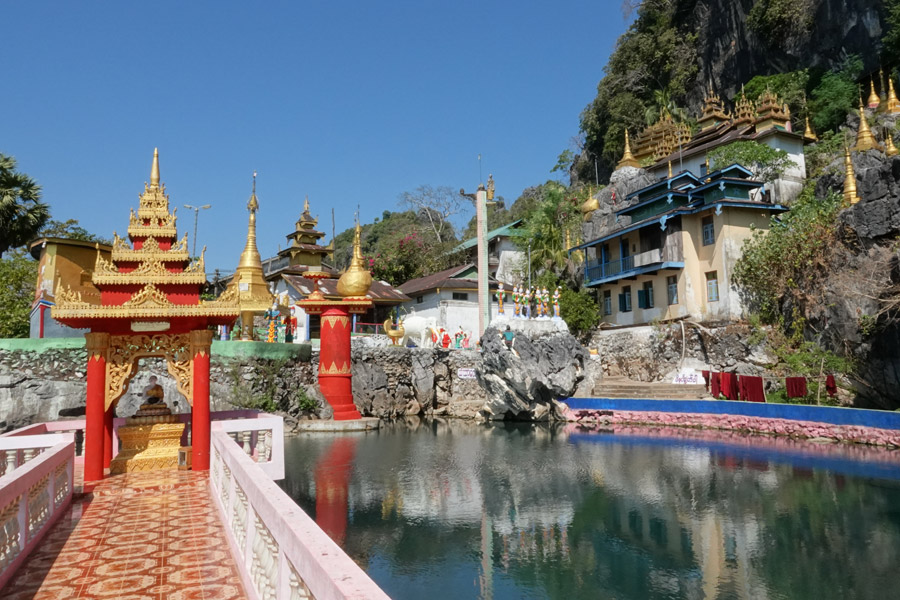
280,420,900,600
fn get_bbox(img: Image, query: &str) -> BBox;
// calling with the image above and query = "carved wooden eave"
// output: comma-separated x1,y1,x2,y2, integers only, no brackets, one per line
54,282,240,320
92,254,207,285
111,233,190,263
127,209,177,239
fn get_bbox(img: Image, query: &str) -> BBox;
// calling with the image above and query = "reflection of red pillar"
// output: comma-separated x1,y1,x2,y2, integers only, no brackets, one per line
314,437,357,544
191,330,214,471
319,307,361,420
102,404,114,469
84,333,109,482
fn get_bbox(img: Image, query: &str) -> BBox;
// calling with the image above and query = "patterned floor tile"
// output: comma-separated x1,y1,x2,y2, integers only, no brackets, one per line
2,469,248,599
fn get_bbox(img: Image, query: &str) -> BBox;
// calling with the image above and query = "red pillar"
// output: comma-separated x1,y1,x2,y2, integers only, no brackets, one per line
318,307,361,420
314,437,357,544
84,333,109,482
102,404,114,469
191,330,214,471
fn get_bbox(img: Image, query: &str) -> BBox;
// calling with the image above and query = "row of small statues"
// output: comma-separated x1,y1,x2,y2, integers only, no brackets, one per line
495,283,562,319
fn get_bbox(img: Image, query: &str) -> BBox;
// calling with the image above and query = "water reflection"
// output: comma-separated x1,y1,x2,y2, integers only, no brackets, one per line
281,419,900,600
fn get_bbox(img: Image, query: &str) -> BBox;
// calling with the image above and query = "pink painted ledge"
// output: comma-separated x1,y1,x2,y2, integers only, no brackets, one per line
568,408,900,448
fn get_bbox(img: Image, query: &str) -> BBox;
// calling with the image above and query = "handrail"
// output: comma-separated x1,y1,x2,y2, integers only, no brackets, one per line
209,429,390,600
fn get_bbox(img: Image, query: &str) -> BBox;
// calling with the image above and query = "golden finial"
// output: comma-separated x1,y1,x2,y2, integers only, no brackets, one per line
247,171,259,212
868,77,881,109
843,147,860,205
855,98,881,152
803,115,818,142
668,160,673,178
337,217,372,297
580,185,599,221
887,76,900,114
304,195,310,213
616,129,640,169
887,131,898,157
150,148,160,189
487,174,495,201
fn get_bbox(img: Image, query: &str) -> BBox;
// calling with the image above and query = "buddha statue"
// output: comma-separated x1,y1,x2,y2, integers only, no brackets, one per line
134,375,172,417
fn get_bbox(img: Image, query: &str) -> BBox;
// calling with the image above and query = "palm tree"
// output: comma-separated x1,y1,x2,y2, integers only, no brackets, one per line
0,154,47,257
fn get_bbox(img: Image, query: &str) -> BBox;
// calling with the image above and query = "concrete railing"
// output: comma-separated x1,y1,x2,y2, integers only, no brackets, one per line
209,427,390,600
0,433,75,589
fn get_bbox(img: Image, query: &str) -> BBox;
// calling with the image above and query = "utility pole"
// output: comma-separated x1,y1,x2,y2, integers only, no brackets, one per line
461,174,497,339
184,203,211,258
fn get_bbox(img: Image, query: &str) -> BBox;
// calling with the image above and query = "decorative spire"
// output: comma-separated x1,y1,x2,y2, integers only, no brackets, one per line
855,98,881,152
580,185,599,221
668,160,673,178
240,172,263,269
803,115,818,142
887,131,898,157
732,88,756,125
887,76,900,115
304,195,310,213
843,147,860,205
247,171,259,212
616,129,640,169
336,218,373,297
150,148,160,189
868,77,881,110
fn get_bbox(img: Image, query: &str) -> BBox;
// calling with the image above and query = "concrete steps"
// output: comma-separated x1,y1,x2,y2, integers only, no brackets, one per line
591,377,708,400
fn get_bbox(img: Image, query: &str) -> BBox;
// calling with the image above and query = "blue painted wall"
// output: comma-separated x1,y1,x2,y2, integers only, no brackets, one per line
564,397,900,430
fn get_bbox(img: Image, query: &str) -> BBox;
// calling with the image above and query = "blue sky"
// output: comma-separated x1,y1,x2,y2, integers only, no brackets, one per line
4,1,627,272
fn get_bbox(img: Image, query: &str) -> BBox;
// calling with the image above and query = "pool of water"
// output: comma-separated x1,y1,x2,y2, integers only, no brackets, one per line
279,419,900,600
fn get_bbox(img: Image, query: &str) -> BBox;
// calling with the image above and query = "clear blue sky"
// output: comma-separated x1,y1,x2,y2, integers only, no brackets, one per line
4,1,628,273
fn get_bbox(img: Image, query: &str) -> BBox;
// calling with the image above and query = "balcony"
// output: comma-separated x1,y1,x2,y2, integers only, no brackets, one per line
584,248,684,287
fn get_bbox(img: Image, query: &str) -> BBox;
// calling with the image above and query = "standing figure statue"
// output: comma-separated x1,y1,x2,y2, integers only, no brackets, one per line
496,282,505,314
542,287,550,319
553,286,561,319
264,302,280,343
525,287,533,319
513,285,520,318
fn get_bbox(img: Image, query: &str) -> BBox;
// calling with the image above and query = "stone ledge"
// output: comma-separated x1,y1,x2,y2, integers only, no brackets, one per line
294,417,381,432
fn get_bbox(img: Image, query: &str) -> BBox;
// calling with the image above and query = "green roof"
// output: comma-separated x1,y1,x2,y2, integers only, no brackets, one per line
454,220,523,252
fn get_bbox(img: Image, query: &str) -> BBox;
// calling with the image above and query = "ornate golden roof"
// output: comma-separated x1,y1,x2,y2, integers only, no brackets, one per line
296,196,317,230
54,282,241,320
732,90,756,125
227,174,274,313
753,88,790,132
698,86,730,130
336,221,373,297
632,111,692,162
615,129,640,169
855,100,881,152
111,233,190,263
843,147,860,205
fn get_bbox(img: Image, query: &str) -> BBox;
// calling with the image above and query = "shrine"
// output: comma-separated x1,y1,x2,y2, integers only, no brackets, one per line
53,149,240,480
298,221,373,420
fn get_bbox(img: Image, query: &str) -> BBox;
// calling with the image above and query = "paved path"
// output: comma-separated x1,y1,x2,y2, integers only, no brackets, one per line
4,470,247,600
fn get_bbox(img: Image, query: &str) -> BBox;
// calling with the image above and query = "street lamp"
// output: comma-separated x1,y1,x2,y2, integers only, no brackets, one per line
183,204,211,258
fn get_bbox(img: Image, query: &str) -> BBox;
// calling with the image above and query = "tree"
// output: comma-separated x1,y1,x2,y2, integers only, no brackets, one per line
707,140,796,184
516,182,584,284
0,250,38,338
39,219,112,245
1,154,48,257
398,185,468,244
808,55,863,134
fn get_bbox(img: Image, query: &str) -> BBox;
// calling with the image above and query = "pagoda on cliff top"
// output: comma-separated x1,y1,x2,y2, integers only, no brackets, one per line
53,149,240,481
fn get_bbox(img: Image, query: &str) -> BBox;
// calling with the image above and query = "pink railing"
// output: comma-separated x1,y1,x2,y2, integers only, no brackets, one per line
0,433,74,589
209,426,390,600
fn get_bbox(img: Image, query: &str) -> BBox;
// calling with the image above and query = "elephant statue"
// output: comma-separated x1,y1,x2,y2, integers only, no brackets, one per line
400,315,438,347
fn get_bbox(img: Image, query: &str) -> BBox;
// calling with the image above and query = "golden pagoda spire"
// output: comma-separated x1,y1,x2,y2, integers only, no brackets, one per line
668,160,673,178
580,185,599,221
868,77,881,109
887,131,898,157
803,115,818,142
150,147,160,189
843,147,860,205
230,171,274,340
887,76,900,114
616,129,640,169
336,217,373,297
304,195,310,213
855,98,881,152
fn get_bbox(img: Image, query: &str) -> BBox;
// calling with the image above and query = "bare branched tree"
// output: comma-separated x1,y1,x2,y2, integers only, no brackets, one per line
398,185,468,244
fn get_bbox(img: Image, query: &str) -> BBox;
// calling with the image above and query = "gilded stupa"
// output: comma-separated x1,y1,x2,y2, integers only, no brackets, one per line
843,147,860,205
855,99,882,152
279,195,333,270
580,186,599,221
803,115,818,142
867,78,881,110
336,221,372,298
887,77,900,114
615,129,640,170
226,173,275,340
887,132,898,157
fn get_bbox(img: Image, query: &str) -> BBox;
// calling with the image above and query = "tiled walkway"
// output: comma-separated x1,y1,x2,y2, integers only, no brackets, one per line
4,470,247,600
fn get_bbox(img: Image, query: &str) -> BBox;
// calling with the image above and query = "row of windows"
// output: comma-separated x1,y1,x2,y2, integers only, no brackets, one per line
602,273,719,315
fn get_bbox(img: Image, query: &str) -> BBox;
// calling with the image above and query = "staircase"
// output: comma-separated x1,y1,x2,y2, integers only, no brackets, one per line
591,376,708,400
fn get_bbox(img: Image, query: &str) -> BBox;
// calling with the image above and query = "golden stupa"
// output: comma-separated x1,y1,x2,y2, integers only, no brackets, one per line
855,99,882,152
887,77,900,115
803,115,818,142
226,173,275,340
615,129,640,170
867,78,881,110
843,147,860,205
580,186,599,221
336,221,373,297
887,132,899,157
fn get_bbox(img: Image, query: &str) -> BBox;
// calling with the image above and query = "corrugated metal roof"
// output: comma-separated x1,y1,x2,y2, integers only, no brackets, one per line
282,274,409,303
454,220,524,252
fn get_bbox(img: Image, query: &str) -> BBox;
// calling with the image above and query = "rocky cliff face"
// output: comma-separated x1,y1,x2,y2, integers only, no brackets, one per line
680,0,885,111
582,167,657,251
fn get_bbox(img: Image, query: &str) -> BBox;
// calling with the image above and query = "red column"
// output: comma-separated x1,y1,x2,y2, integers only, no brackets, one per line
314,437,357,544
191,330,214,471
102,404,114,469
84,333,109,482
318,307,361,420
